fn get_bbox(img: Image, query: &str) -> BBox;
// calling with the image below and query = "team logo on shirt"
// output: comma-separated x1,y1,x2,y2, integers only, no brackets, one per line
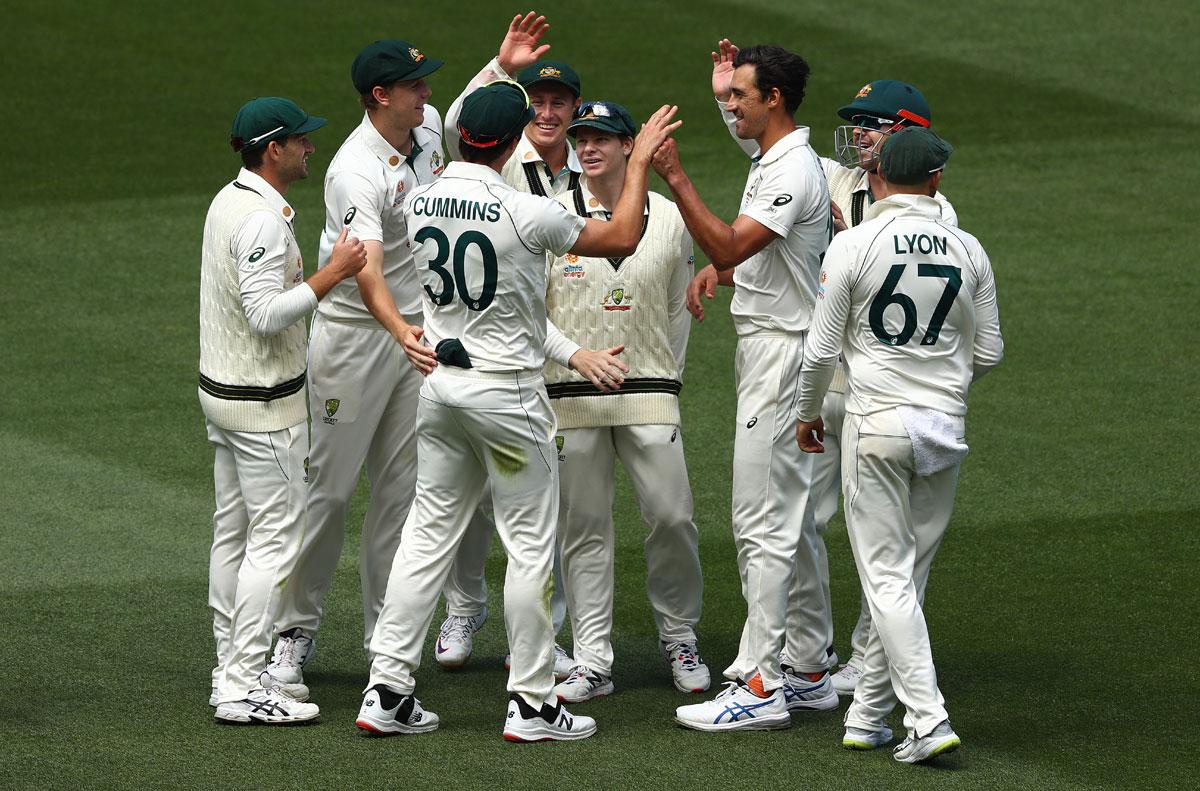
602,288,632,311
555,435,565,461
563,263,585,278
431,150,444,175
393,180,407,207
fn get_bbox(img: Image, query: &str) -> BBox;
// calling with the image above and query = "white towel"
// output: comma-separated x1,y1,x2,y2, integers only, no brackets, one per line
896,406,968,476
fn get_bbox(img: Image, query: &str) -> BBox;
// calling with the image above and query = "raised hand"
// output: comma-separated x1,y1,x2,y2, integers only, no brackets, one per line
631,105,682,166
651,137,683,183
498,11,551,75
711,38,739,101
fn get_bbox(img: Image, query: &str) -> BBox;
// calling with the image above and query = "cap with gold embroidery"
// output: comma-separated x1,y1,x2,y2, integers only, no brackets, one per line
517,60,581,98
351,40,443,95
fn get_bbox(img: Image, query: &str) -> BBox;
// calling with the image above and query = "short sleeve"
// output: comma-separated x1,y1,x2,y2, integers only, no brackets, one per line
742,154,820,238
327,171,385,243
524,195,586,256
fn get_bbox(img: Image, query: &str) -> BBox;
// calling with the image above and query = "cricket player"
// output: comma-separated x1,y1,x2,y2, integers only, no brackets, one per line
355,81,681,740
794,127,1003,762
200,97,367,723
433,12,584,674
654,42,837,732
784,77,959,697
543,101,709,702
267,39,447,684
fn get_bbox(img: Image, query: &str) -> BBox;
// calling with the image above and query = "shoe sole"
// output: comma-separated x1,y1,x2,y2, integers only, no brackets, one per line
502,722,597,742
671,678,712,693
355,717,439,736
895,735,961,763
673,714,791,732
436,655,471,670
843,731,892,750
786,689,840,712
214,711,319,725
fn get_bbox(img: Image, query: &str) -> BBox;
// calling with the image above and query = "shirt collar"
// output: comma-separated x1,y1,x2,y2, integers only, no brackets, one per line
513,132,582,174
863,193,944,223
360,112,408,171
442,160,508,185
755,126,812,166
236,168,294,222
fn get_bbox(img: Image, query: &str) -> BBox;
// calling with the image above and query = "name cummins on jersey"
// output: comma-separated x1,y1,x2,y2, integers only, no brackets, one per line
404,161,585,372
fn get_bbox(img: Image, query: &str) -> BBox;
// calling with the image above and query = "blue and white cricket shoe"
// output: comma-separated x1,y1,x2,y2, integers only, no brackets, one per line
674,681,791,732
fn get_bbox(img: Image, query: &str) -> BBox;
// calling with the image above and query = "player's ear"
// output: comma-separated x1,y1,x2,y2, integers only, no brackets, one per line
621,136,634,157
371,84,390,107
767,86,782,109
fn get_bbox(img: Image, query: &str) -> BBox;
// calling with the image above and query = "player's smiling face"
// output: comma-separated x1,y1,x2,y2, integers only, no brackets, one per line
526,83,579,149
854,122,893,171
726,64,769,140
383,78,432,130
573,128,631,179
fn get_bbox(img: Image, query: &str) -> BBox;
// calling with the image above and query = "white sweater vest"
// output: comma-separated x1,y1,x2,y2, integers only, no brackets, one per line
198,181,308,432
544,191,685,429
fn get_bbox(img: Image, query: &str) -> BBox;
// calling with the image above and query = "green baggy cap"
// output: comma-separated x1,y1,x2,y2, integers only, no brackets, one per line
837,80,931,128
568,101,636,138
351,40,443,95
457,81,535,149
879,127,954,185
517,60,581,98
230,97,326,153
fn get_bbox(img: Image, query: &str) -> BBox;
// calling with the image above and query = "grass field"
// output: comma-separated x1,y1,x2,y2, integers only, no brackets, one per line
2,0,1197,788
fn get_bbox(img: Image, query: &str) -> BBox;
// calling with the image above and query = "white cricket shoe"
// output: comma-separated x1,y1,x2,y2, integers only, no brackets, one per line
831,663,864,695
781,667,839,712
214,687,319,724
893,721,961,763
504,643,575,681
266,629,315,685
554,665,614,703
257,669,310,702
843,724,894,750
435,607,488,670
502,693,597,742
662,640,711,693
674,680,791,732
355,684,439,736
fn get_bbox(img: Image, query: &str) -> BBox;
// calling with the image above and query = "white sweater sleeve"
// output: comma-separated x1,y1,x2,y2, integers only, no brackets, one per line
796,237,853,421
233,213,317,337
717,98,761,159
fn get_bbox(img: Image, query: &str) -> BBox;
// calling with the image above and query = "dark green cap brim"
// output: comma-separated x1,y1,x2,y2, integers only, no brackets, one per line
568,118,631,137
295,116,327,135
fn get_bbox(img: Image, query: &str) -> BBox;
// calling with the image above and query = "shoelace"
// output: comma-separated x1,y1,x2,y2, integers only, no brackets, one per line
275,637,306,667
666,641,701,671
553,644,570,661
713,680,742,700
440,616,474,642
564,665,592,685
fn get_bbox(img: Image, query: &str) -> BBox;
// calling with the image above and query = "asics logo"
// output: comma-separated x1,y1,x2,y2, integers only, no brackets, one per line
746,417,758,429
714,699,774,723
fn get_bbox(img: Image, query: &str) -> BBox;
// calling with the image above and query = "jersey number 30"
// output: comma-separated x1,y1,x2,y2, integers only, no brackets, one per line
414,227,498,312
869,264,962,346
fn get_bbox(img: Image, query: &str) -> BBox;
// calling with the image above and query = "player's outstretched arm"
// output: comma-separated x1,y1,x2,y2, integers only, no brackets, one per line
355,240,436,373
685,264,733,322
653,138,776,270
570,105,682,258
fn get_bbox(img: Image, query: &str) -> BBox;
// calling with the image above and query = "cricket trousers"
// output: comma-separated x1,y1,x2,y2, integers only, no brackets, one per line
556,423,702,676
724,330,824,690
207,420,308,703
784,380,872,671
840,408,959,738
274,314,419,651
369,366,560,706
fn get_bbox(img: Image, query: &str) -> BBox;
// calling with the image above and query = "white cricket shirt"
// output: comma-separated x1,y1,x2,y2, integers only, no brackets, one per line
796,194,1004,420
316,108,447,324
730,127,831,335
403,161,585,372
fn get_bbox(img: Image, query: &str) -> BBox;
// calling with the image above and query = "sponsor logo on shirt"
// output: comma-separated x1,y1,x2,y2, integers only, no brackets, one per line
431,150,444,175
602,287,632,311
563,263,585,278
393,180,407,207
